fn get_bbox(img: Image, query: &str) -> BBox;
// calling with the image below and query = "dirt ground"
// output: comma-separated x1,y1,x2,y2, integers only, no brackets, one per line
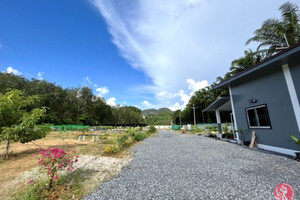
0,131,131,200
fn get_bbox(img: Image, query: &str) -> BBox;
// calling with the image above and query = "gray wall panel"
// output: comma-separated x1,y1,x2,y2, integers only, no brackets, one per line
231,64,300,151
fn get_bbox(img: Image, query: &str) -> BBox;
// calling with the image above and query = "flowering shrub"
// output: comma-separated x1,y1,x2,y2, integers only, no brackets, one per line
28,179,36,185
36,147,79,189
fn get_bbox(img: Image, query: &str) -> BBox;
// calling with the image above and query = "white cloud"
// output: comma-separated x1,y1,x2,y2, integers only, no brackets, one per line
187,79,208,95
169,102,182,111
5,66,22,75
96,87,109,97
83,76,93,86
107,97,117,106
91,0,297,109
90,0,211,93
37,72,44,80
141,100,153,108
151,78,207,110
86,76,92,85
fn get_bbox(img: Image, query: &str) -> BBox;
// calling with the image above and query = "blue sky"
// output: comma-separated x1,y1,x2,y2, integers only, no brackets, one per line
0,0,299,110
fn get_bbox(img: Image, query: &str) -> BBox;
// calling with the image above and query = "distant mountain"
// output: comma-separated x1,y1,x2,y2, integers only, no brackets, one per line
142,108,172,116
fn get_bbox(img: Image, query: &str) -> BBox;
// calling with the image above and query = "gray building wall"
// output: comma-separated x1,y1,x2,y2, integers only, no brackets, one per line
230,63,300,151
289,55,300,102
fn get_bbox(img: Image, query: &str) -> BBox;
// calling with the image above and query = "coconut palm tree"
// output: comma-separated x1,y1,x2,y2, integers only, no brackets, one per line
246,2,300,57
230,49,261,76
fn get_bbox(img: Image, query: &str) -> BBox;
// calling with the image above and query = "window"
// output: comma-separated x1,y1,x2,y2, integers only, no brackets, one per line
246,104,271,129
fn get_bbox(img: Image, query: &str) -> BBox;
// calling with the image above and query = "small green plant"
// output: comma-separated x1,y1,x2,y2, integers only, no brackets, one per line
290,135,300,146
118,134,129,144
222,125,229,133
118,134,130,148
126,128,136,137
124,137,135,146
236,128,245,142
134,132,148,141
104,145,119,154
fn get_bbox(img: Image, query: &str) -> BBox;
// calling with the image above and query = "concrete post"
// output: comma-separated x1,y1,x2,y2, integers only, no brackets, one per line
215,109,222,139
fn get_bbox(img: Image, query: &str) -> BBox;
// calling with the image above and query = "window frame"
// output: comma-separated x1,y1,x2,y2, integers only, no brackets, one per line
245,104,272,129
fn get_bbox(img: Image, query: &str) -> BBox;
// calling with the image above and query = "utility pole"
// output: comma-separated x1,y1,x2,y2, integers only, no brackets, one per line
179,112,182,126
192,104,197,126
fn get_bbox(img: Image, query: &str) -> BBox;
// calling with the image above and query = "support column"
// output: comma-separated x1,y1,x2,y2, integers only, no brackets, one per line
215,109,222,139
282,64,300,133
229,86,240,144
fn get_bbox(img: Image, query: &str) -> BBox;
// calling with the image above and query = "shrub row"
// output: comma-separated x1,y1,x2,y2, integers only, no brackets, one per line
104,126,157,154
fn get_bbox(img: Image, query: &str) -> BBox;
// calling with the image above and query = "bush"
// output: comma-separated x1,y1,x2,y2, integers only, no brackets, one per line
118,134,129,144
147,125,156,134
118,134,130,148
124,137,135,146
126,128,136,137
134,132,148,141
104,145,119,154
191,126,202,133
36,148,79,189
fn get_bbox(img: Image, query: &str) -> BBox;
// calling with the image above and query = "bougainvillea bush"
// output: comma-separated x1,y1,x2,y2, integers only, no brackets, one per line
36,147,79,189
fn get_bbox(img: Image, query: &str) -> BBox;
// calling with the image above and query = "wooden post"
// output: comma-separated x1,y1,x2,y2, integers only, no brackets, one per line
249,131,257,148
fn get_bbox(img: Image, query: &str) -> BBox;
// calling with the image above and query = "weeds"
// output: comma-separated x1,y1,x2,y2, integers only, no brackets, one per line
104,145,119,154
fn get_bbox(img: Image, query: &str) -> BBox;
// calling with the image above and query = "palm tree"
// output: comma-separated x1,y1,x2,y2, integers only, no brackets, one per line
246,2,300,57
230,49,261,75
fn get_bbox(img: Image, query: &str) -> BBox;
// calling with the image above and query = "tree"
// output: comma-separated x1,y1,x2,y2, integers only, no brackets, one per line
229,49,261,76
0,89,48,157
246,2,300,57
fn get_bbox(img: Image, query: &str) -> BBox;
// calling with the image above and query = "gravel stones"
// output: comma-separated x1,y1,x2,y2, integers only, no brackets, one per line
85,130,300,200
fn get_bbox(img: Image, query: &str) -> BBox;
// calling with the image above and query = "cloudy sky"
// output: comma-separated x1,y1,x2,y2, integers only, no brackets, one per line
0,0,299,110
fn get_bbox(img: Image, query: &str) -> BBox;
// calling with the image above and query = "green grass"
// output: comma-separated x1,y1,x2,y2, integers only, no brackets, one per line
14,169,91,200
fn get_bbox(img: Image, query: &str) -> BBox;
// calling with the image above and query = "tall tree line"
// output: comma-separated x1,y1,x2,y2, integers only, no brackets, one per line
0,73,145,126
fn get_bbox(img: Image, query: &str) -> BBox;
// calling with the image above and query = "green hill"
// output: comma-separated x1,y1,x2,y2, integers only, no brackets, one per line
142,108,172,116
142,108,173,125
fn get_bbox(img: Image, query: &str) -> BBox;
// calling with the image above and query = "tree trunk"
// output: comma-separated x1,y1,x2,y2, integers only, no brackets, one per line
4,141,10,158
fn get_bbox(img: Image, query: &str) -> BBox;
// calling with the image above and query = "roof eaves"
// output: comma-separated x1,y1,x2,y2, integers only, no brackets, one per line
213,43,300,89
203,96,230,112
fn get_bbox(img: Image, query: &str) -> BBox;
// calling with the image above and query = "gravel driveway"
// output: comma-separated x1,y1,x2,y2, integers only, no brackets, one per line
85,130,300,200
